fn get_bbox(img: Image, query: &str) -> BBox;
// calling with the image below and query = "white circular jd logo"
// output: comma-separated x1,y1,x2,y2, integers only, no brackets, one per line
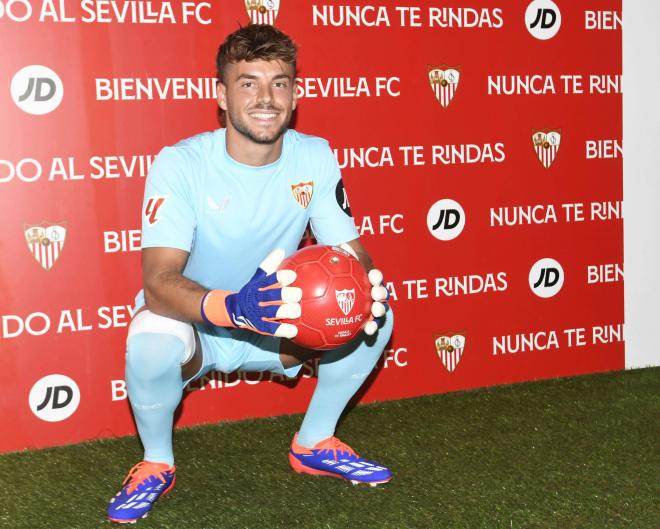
29,374,80,422
529,257,564,298
525,0,561,40
426,199,465,241
10,65,64,115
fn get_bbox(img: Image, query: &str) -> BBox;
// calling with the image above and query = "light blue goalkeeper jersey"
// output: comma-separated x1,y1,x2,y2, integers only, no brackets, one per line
135,128,358,306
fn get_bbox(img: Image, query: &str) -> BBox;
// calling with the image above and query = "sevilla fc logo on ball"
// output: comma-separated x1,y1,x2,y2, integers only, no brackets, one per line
335,288,356,316
532,129,561,169
291,181,313,209
428,66,460,108
245,0,280,25
434,333,466,373
24,222,67,271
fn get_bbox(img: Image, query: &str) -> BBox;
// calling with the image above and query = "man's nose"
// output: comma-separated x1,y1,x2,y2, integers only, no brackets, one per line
257,83,273,103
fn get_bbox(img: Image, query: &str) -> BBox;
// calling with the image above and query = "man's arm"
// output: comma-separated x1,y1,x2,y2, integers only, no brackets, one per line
142,247,206,323
343,237,374,273
142,246,301,337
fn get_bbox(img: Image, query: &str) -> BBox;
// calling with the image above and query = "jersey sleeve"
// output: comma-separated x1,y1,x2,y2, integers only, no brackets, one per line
308,143,359,245
141,146,196,252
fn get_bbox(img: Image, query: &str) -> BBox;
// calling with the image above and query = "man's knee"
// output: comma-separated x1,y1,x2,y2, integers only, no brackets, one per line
126,334,184,384
125,310,196,384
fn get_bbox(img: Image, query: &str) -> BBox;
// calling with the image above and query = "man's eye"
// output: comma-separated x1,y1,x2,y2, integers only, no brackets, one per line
275,81,288,88
242,82,254,88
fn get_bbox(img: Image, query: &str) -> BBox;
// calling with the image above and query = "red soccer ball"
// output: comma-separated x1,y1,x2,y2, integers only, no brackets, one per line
279,245,372,350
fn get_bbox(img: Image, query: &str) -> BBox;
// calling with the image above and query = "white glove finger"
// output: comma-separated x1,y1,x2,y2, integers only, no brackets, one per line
339,242,359,260
371,301,386,318
281,286,302,303
371,285,388,302
275,302,301,319
368,268,384,287
276,269,297,286
274,323,298,339
259,248,286,275
364,320,378,336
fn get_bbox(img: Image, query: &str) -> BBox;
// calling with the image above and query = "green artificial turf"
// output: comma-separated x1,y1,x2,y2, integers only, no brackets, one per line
1,368,658,529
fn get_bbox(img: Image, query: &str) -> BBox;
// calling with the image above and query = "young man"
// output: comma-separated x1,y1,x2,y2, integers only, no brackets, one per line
107,24,393,524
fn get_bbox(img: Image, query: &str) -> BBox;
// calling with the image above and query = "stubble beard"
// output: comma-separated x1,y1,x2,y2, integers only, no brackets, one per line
228,105,293,145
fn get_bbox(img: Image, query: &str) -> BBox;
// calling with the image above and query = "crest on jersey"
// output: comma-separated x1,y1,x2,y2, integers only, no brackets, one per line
532,129,561,169
245,0,280,25
335,289,356,316
291,181,313,209
24,222,67,271
428,66,460,108
434,332,466,373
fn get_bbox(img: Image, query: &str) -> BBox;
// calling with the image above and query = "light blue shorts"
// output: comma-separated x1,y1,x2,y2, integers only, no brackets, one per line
133,291,302,385
189,323,303,384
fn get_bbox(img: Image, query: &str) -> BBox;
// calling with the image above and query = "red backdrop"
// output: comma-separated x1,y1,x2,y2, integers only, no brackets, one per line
0,0,622,452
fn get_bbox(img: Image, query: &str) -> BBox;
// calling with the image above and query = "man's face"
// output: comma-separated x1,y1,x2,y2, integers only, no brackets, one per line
217,59,297,145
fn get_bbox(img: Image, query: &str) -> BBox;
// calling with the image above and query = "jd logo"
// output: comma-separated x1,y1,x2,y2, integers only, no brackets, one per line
525,0,561,40
529,258,564,298
19,77,56,102
427,199,465,241
29,374,80,422
11,65,63,115
36,385,73,411
432,210,460,231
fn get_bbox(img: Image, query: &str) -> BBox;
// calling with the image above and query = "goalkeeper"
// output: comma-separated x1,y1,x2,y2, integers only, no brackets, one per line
107,24,393,524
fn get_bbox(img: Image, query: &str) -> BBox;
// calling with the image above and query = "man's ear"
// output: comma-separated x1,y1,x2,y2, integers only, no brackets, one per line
292,78,298,111
217,81,227,111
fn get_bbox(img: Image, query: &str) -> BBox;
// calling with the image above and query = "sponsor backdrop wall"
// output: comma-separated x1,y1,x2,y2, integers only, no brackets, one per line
0,0,622,453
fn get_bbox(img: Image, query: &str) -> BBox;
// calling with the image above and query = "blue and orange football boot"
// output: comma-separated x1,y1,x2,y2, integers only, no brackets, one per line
288,433,392,486
107,461,176,524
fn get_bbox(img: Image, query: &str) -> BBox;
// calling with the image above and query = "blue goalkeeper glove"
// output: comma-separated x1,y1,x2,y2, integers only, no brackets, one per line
200,249,302,338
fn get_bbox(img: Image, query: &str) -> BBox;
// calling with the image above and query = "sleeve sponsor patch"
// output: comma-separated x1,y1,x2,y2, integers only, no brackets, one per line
144,196,167,225
335,180,352,217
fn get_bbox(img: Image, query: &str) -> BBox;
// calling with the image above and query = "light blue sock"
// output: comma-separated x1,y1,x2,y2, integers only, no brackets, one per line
296,309,394,448
125,333,186,466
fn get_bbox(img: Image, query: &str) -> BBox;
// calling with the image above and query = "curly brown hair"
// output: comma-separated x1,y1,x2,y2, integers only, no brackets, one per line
216,25,297,81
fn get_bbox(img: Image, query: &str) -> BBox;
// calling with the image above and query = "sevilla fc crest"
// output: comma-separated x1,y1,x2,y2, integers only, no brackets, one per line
335,288,356,316
532,130,561,169
434,333,466,373
245,0,280,25
428,66,460,108
24,222,67,271
291,181,313,209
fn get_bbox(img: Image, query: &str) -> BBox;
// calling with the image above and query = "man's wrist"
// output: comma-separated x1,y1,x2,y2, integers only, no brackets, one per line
200,289,234,327
339,242,374,271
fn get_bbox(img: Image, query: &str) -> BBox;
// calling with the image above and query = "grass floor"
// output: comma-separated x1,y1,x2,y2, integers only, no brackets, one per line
1,368,658,529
